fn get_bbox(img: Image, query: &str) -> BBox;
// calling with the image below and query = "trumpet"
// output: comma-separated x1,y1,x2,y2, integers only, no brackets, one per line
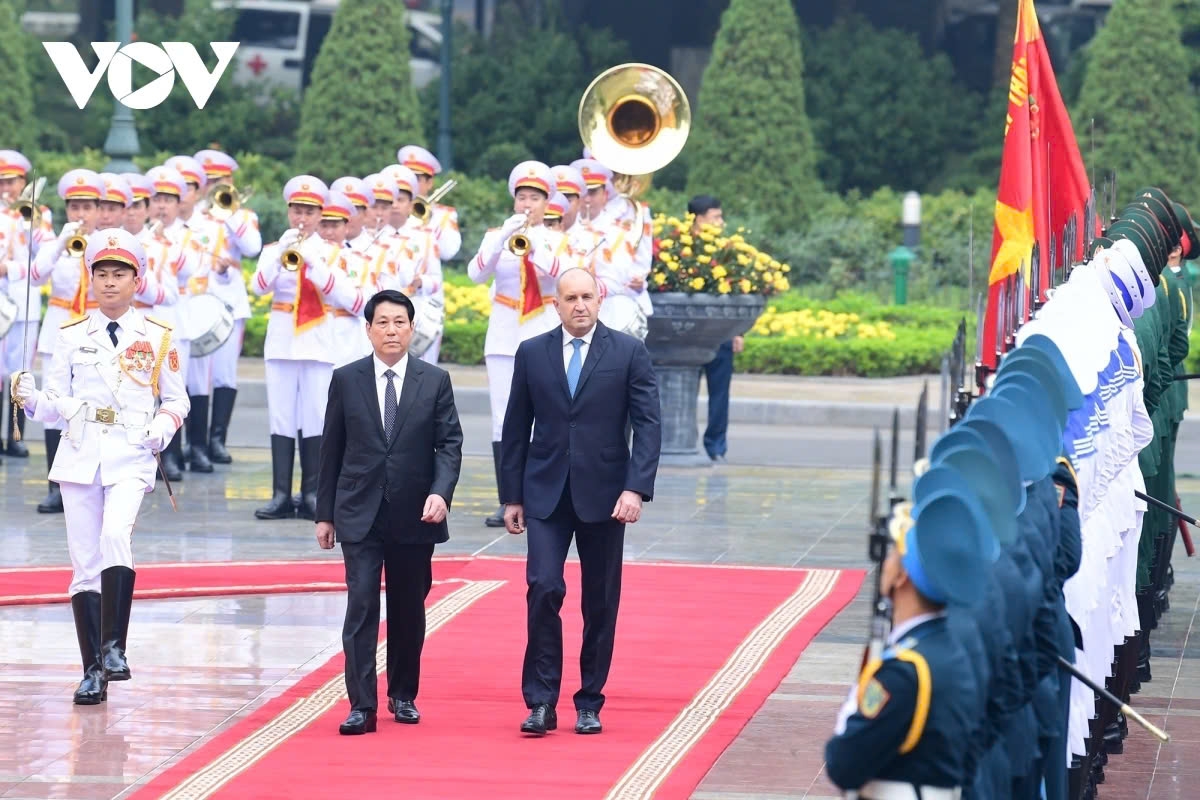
281,224,306,271
203,182,253,222
66,233,88,256
412,179,457,224
506,211,532,257
10,178,46,227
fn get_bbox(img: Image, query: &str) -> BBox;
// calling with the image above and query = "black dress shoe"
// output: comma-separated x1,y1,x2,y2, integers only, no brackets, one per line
338,709,377,735
520,704,557,736
575,709,602,734
388,697,420,724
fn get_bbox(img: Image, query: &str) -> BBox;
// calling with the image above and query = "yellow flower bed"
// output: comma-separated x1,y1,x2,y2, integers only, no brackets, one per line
444,282,491,322
751,306,897,341
652,214,790,296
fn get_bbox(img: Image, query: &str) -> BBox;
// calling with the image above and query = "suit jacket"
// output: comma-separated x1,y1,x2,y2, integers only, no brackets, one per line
316,353,463,544
500,321,661,523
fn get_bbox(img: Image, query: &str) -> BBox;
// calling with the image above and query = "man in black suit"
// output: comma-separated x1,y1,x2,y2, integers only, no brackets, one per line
315,289,463,736
501,268,662,736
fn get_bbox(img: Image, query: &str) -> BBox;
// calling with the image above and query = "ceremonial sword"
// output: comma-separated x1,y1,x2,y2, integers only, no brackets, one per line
9,171,41,439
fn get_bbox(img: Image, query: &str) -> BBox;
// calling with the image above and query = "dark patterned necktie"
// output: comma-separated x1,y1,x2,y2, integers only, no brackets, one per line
107,321,119,347
384,369,397,441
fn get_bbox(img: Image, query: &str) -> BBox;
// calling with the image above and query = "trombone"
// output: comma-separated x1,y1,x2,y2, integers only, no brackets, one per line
202,182,254,222
412,179,457,224
507,211,531,257
281,223,307,271
5,177,47,227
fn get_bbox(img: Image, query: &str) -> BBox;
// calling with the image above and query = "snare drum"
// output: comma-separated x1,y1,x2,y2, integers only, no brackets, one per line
598,294,648,340
184,294,236,357
0,294,16,340
409,295,445,358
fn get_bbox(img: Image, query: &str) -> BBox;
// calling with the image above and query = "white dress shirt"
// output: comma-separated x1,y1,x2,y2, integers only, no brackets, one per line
374,352,408,429
562,324,596,372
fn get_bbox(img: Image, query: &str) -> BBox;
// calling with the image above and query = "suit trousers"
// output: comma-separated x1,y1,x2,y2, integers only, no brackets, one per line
264,359,332,437
60,475,147,595
523,481,625,712
341,501,435,713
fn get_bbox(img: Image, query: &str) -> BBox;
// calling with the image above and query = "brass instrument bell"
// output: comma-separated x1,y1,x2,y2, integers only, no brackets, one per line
65,234,87,256
280,224,306,271
507,212,532,257
205,182,252,221
412,178,457,224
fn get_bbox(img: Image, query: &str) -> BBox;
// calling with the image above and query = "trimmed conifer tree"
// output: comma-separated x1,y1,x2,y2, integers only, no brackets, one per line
0,0,35,152
1074,0,1200,204
295,0,423,180
686,0,822,231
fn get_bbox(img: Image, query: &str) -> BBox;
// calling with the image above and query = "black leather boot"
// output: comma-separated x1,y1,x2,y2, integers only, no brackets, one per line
100,566,135,681
161,430,184,482
71,591,107,704
255,435,296,519
37,430,63,514
208,387,235,464
297,436,321,521
186,395,214,473
6,401,28,457
485,441,505,527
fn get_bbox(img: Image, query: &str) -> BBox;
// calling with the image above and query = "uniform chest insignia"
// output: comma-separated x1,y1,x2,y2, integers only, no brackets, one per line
859,678,890,719
79,346,97,354
122,340,155,373
168,348,180,372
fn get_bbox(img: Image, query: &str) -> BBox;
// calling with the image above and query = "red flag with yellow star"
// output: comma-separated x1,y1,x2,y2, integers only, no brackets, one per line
982,0,1092,371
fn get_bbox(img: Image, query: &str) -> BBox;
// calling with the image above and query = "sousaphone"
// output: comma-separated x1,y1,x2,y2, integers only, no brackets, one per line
578,63,691,236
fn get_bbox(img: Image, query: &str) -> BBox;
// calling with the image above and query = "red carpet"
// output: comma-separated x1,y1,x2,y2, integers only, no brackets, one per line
0,557,471,606
128,556,863,800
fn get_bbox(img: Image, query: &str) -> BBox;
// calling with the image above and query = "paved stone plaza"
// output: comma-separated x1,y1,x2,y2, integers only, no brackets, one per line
2,419,1198,798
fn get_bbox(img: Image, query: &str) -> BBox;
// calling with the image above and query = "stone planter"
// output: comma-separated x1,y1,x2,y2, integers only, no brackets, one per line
644,292,767,463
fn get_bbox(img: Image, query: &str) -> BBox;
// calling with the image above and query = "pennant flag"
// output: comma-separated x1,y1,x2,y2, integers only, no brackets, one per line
982,0,1093,370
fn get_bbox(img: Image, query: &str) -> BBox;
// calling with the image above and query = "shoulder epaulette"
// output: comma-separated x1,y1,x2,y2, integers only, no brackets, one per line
145,315,173,330
1055,455,1078,486
60,315,87,329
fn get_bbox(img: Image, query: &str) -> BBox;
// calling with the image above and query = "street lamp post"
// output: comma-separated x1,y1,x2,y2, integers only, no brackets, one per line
889,192,922,305
102,0,140,173
436,0,453,171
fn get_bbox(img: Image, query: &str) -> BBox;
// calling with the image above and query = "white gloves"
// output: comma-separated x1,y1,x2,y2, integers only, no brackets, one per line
140,415,176,452
278,227,302,252
11,371,36,402
500,213,529,238
56,221,80,245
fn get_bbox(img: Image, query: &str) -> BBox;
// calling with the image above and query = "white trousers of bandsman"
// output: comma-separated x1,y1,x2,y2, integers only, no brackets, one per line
251,236,363,435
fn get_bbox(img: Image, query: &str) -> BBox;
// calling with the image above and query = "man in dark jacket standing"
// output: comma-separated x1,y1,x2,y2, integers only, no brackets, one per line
316,289,463,735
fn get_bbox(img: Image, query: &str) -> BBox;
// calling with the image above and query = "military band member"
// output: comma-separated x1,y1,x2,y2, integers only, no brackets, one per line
11,227,189,704
144,166,195,480
544,192,567,231
28,169,105,513
379,165,444,364
572,159,652,318
469,160,565,527
825,488,991,799
189,149,262,466
165,154,206,221
0,149,43,458
331,176,376,251
397,144,461,261
315,190,373,368
362,173,397,241
551,164,585,232
251,176,361,521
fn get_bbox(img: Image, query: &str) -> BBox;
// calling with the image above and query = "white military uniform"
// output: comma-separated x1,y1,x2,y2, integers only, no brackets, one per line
1,208,38,382
469,161,566,442
19,261,188,593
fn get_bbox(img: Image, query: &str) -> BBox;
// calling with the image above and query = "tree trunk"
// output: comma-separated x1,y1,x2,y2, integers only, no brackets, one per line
992,0,1019,94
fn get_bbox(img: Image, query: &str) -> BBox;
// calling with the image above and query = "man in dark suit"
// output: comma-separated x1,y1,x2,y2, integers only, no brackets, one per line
315,289,463,736
501,268,662,737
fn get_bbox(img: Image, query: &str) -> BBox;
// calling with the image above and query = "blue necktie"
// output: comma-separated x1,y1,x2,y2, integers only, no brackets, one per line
107,321,119,347
567,338,583,397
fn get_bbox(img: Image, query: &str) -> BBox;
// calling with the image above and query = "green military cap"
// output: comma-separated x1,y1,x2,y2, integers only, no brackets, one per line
1107,222,1165,281
1173,201,1200,260
1132,187,1182,245
1087,235,1113,259
1116,206,1171,265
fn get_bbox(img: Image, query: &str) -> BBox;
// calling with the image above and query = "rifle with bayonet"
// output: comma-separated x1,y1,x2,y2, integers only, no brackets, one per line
863,428,894,671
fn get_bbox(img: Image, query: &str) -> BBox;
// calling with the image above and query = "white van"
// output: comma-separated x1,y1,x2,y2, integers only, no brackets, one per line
212,0,442,94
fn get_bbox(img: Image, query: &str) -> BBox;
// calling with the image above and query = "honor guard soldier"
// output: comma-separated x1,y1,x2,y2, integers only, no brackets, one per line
825,487,991,799
469,160,565,526
0,149,44,457
11,227,189,705
29,168,105,513
251,176,361,521
191,149,263,466
397,144,461,261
